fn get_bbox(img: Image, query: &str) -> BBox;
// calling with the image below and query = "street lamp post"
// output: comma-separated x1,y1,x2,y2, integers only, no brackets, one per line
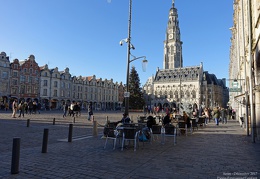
121,53,147,115
120,0,148,115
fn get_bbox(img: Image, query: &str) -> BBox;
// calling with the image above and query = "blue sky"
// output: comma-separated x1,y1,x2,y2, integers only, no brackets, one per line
0,0,233,86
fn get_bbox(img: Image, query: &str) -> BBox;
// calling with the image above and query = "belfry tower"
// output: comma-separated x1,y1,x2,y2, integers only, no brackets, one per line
163,0,183,69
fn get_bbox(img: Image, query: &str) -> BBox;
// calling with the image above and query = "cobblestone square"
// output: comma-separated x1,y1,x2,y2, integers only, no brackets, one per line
0,110,259,179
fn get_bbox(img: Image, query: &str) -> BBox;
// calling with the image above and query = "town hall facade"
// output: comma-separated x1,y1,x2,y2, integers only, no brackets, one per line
143,1,229,114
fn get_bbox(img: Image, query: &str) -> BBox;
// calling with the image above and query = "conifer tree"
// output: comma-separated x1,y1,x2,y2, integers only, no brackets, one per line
128,66,145,110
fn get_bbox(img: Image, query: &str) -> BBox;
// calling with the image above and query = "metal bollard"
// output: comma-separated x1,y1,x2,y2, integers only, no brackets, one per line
27,119,30,127
92,120,98,137
73,117,75,123
68,124,73,142
53,118,55,125
42,129,49,153
11,138,20,174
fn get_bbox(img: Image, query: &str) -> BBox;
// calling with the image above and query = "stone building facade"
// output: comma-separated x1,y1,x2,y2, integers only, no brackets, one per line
229,0,260,140
0,52,10,107
0,53,124,111
143,1,229,114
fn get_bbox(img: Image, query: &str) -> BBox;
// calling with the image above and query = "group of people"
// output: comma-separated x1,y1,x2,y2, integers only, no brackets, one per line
62,101,93,121
11,99,41,118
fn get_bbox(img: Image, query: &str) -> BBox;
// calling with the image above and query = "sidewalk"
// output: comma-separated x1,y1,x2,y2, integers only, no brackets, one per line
0,111,259,178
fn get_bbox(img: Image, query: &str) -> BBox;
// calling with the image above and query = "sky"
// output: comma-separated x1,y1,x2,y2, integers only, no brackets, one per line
0,0,234,86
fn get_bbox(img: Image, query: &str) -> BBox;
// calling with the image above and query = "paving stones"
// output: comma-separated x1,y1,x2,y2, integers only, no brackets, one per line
0,111,260,178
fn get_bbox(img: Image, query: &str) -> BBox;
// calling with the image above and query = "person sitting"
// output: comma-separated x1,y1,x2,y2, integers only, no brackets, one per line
146,115,156,129
117,113,131,125
162,113,171,126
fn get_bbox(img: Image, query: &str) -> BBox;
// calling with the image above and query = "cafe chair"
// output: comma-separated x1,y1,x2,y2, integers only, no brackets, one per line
197,117,206,127
151,125,163,143
163,125,177,145
191,118,198,131
103,127,120,150
121,128,139,151
177,121,188,136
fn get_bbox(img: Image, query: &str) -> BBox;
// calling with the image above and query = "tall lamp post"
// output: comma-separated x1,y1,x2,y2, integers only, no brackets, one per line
119,0,147,115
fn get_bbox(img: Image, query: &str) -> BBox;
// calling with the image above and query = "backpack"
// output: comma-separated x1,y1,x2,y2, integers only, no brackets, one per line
18,104,22,110
139,132,148,141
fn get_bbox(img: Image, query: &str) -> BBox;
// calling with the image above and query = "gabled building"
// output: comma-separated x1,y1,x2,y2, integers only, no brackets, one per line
10,55,40,104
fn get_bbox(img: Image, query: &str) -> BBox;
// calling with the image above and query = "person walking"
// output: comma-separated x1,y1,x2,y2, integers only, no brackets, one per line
213,107,220,125
24,101,28,114
18,100,26,117
11,99,18,118
221,107,227,124
69,101,75,117
88,102,93,121
5,102,8,111
204,108,209,125
37,102,41,114
63,103,68,118
28,100,33,115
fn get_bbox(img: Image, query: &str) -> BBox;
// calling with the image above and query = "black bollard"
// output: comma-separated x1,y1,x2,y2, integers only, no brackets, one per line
53,118,55,125
42,129,49,153
68,124,73,142
27,119,30,127
11,138,20,174
73,117,75,123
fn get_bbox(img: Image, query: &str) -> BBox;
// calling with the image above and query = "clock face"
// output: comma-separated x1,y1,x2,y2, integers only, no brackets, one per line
168,34,173,39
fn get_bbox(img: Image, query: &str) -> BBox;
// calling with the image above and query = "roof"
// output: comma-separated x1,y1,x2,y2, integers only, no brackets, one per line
154,66,202,83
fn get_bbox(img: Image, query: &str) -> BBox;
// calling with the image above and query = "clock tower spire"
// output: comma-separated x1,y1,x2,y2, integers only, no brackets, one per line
163,0,183,70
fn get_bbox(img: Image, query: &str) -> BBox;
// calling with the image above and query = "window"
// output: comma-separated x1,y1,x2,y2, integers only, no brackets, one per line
27,86,32,93
20,85,25,94
24,69,27,73
11,88,17,94
43,89,47,96
13,71,18,77
180,91,184,98
44,72,47,77
12,79,18,85
43,80,48,86
192,90,196,98
2,72,8,79
35,77,39,84
20,75,25,82
54,90,57,97
54,81,58,87
29,77,33,83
